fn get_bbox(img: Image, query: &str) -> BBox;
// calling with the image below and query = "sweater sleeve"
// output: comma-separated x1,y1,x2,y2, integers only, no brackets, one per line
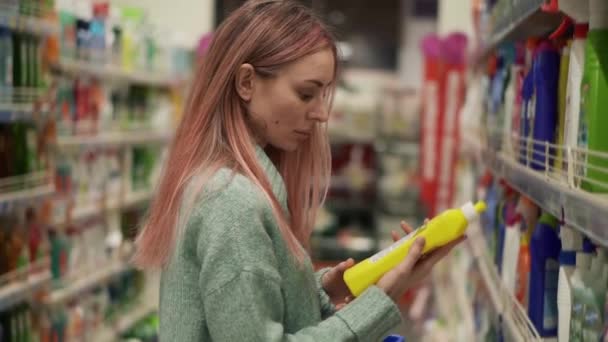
314,268,337,318
204,272,401,342
194,176,402,341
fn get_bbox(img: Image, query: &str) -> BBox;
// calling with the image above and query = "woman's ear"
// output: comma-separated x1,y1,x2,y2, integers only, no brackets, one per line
235,63,256,102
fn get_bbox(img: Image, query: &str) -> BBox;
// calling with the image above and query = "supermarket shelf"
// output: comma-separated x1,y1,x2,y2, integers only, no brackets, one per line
124,190,154,208
42,260,131,306
0,183,54,208
0,271,51,312
115,303,157,334
0,104,35,123
482,149,608,248
53,191,153,226
56,130,172,148
474,0,563,63
467,222,543,341
51,58,186,87
94,303,157,342
0,12,59,36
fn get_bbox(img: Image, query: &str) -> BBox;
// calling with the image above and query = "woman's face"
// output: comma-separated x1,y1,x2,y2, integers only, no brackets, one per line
237,48,335,151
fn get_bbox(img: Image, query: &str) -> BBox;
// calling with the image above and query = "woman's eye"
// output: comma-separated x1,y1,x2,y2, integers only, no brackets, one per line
299,93,314,102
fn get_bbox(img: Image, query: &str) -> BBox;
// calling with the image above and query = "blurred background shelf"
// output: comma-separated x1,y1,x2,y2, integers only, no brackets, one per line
51,59,187,87
0,271,51,312
0,13,59,36
55,130,173,148
42,260,131,306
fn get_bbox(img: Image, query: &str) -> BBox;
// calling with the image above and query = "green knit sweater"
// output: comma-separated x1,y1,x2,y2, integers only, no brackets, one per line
159,146,402,341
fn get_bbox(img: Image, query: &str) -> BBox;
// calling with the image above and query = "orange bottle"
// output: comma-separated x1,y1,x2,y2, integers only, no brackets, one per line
516,230,532,308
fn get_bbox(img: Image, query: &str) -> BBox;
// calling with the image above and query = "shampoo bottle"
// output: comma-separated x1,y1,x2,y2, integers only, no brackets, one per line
344,201,486,297
528,213,562,337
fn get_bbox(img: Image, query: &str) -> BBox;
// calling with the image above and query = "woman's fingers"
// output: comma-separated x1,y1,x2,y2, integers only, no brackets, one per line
417,237,465,271
391,230,400,242
400,220,414,234
395,237,425,276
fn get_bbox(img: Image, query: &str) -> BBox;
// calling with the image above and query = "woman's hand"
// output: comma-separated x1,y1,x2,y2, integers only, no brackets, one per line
377,221,465,303
321,258,355,307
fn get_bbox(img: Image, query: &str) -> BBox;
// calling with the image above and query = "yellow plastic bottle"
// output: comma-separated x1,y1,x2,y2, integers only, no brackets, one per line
343,201,487,297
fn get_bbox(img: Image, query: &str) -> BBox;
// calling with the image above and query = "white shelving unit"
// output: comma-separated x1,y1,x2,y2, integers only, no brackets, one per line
466,221,547,342
481,148,608,247
56,130,173,148
52,58,187,87
473,0,563,63
0,271,51,312
0,12,59,36
42,260,131,306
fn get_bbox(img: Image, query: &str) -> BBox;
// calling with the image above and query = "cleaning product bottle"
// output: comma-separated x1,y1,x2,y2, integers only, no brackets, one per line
570,239,595,341
555,41,570,177
564,24,589,188
582,249,608,341
531,41,560,171
528,213,562,337
516,226,532,308
343,201,487,297
579,0,608,192
500,199,522,295
509,44,526,159
557,226,583,342
520,68,535,165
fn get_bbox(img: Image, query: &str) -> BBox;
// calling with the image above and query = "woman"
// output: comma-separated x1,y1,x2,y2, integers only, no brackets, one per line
135,1,462,341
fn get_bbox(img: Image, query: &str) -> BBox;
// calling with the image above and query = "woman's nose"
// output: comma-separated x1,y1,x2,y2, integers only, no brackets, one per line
308,102,329,123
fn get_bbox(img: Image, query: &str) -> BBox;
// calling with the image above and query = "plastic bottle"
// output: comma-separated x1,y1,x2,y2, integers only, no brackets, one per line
570,239,595,341
579,0,608,192
557,226,583,342
520,68,535,165
582,250,608,341
531,42,560,171
509,45,525,159
516,229,532,308
500,201,522,295
528,213,562,337
564,24,589,188
555,41,570,176
343,201,487,297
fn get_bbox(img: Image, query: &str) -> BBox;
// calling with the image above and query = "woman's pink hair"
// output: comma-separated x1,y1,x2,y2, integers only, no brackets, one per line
134,0,337,268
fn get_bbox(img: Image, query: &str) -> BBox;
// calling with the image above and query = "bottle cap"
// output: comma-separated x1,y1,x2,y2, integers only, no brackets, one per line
583,238,596,253
574,23,590,39
538,212,559,228
559,251,577,266
461,201,487,222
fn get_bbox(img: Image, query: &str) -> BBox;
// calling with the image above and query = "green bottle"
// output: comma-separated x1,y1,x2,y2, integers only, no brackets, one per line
579,0,608,193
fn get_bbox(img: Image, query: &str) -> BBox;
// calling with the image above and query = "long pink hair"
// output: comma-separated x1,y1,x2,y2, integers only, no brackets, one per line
134,0,337,268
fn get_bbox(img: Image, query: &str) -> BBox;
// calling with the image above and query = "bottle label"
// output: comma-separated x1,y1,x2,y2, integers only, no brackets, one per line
369,225,426,263
543,259,559,329
577,81,589,182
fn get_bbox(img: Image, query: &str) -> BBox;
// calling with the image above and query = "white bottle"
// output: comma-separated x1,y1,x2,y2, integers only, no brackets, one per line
501,220,521,295
570,242,594,341
564,24,589,188
557,226,583,342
